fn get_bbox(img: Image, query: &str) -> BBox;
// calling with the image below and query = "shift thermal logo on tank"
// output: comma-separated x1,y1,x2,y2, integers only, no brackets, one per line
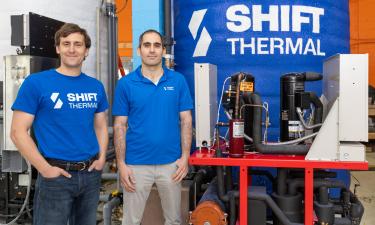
225,4,326,56
188,4,327,57
188,9,212,57
50,93,63,109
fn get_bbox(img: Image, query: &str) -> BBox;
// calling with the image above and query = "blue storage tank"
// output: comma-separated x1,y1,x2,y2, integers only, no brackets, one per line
173,0,350,141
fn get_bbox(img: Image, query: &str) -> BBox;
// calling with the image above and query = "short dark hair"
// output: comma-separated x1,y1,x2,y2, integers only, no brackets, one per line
54,23,91,48
138,29,164,48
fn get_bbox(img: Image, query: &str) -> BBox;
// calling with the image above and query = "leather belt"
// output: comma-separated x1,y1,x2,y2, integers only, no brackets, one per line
46,155,97,171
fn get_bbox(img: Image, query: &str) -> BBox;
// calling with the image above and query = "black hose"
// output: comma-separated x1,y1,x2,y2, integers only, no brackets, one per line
302,72,322,81
287,179,347,195
245,93,310,154
229,192,237,225
225,166,233,192
288,170,337,179
277,169,288,195
192,169,206,210
216,166,230,202
215,164,305,225
248,191,303,225
319,186,329,205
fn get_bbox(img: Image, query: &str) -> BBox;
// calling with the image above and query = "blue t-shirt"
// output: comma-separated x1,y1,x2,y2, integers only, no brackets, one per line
112,66,193,165
12,69,108,161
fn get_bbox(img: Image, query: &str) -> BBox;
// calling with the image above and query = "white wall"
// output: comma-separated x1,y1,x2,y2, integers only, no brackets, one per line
0,0,104,81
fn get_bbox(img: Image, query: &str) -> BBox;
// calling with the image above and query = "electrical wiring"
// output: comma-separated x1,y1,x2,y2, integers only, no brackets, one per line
0,161,32,225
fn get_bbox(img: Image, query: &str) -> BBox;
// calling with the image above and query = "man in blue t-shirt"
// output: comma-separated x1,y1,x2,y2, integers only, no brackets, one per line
10,23,108,225
113,29,193,225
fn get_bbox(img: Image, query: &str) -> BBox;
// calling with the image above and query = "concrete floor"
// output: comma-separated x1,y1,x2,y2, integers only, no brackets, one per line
350,171,375,225
350,152,375,225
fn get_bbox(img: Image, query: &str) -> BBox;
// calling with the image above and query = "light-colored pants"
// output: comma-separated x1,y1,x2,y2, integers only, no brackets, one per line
122,162,181,225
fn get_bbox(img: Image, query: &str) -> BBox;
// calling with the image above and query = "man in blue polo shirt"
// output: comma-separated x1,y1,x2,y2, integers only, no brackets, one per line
113,29,193,225
10,23,108,225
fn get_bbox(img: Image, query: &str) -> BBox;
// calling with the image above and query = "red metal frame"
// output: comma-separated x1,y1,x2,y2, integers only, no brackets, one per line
189,149,368,225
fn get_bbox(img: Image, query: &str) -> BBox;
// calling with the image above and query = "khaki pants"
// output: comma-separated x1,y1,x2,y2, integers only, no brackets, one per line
122,162,181,225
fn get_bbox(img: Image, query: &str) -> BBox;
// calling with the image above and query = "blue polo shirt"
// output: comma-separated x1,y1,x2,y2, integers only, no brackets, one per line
112,66,193,165
12,69,108,161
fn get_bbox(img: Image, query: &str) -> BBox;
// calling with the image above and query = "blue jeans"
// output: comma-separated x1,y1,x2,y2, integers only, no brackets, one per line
33,169,101,225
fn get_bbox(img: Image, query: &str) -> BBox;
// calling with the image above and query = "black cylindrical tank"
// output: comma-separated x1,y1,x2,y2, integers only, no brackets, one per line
272,192,304,225
280,73,305,142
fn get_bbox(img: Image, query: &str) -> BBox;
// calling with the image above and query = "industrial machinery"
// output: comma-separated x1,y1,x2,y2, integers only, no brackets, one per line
188,54,368,225
0,13,61,224
280,72,323,142
0,3,369,225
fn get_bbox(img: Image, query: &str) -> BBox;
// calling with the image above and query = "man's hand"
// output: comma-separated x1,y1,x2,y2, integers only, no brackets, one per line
118,162,136,192
172,156,188,182
40,165,71,179
88,156,106,172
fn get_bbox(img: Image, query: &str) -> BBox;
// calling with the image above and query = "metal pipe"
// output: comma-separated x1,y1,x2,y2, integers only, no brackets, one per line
296,107,322,130
228,192,236,225
244,133,253,143
287,179,347,195
192,169,206,209
319,186,329,205
277,169,288,195
288,170,337,179
225,166,233,193
106,2,113,127
234,73,243,119
163,0,174,68
216,166,230,202
100,194,110,202
215,125,222,157
106,0,117,126
247,93,310,154
265,132,317,146
163,0,172,54
101,173,117,180
309,92,323,133
215,165,303,225
248,191,303,225
225,107,311,146
103,196,121,225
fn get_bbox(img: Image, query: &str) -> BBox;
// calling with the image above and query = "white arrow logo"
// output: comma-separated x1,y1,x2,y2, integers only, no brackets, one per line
50,92,63,109
188,9,212,57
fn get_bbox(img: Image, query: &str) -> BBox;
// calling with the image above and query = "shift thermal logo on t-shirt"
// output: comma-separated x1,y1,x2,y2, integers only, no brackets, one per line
163,86,175,91
50,93,63,109
67,93,98,109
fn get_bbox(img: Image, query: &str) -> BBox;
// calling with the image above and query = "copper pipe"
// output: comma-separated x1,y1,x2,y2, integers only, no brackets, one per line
234,73,243,119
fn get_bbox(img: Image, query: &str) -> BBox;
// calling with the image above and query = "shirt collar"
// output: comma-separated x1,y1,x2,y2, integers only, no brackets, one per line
132,65,170,84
